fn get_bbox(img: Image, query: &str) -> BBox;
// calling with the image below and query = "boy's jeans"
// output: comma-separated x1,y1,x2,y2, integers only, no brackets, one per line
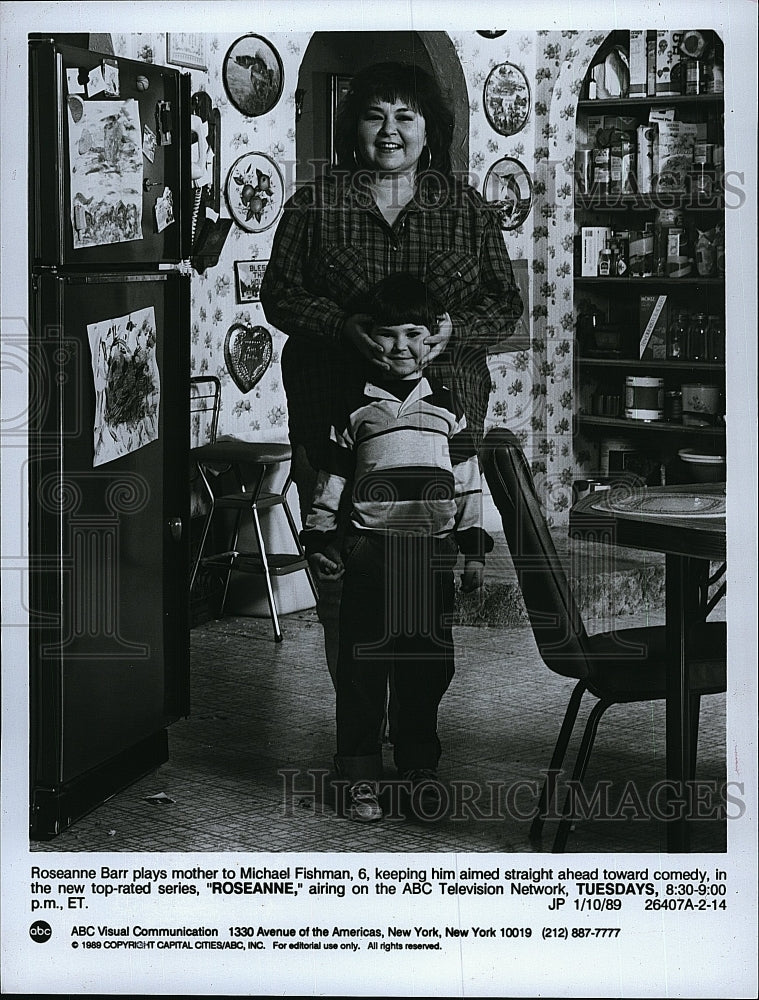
335,532,457,781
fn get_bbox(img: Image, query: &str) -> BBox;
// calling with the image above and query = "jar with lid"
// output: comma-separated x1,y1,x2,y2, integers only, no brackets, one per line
664,389,683,423
687,312,709,361
667,312,688,359
707,315,725,362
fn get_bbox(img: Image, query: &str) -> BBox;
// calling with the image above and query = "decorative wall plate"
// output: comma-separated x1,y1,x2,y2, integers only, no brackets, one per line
483,62,531,136
477,30,506,39
224,323,273,394
482,157,533,231
222,34,284,118
225,152,284,233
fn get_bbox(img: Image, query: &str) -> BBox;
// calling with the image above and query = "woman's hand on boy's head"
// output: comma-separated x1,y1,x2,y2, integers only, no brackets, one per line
421,312,453,366
342,313,391,371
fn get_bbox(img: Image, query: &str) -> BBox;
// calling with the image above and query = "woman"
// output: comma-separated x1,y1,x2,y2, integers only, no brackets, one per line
260,61,523,677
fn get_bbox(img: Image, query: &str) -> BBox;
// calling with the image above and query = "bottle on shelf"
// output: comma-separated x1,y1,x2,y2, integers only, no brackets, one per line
667,312,688,359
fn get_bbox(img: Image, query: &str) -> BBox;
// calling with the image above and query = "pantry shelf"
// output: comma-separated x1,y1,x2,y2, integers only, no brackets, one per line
577,95,724,113
578,416,725,436
579,357,725,373
575,277,724,288
576,195,724,212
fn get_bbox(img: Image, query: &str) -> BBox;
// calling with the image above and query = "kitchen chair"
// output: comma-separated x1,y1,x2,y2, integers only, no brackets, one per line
189,375,317,642
480,428,726,852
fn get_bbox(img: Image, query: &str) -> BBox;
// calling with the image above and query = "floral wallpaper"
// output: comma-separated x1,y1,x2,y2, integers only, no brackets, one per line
112,29,608,525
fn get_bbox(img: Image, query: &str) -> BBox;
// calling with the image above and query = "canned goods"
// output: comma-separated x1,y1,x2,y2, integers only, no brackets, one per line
625,376,664,422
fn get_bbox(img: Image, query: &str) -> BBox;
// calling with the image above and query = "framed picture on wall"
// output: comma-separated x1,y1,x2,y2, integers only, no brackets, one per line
234,260,269,303
225,152,284,233
166,33,207,71
483,157,534,231
483,62,531,136
223,34,284,117
328,74,353,166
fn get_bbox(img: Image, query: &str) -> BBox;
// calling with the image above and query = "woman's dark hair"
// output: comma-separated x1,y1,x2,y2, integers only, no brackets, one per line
363,273,443,333
334,62,454,177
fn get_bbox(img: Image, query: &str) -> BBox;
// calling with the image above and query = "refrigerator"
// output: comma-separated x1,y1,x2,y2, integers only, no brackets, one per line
28,37,191,839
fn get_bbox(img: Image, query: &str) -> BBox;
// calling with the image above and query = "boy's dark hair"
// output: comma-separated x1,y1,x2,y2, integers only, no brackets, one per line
363,273,443,334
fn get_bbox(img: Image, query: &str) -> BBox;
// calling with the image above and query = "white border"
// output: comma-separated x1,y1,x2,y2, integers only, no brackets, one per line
2,2,757,996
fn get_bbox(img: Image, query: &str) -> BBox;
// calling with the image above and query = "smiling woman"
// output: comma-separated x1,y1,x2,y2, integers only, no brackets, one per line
356,99,427,181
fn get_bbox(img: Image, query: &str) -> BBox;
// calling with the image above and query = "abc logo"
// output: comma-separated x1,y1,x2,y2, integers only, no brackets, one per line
29,920,53,943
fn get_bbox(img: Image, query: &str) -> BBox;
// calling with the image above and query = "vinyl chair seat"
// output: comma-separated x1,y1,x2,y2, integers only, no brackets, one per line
584,622,726,700
191,437,292,467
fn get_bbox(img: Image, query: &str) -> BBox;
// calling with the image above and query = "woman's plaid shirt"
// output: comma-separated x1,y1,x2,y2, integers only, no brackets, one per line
260,172,523,458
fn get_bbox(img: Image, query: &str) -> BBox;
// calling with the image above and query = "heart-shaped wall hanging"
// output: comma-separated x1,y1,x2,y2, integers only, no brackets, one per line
224,323,273,393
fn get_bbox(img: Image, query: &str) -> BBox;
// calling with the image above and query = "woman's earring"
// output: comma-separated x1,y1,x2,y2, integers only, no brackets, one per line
420,145,432,171
352,149,361,168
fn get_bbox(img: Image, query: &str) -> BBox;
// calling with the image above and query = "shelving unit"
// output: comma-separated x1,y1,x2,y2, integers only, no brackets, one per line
574,30,726,485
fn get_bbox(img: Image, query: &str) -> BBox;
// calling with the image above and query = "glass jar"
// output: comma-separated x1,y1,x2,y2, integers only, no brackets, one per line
687,312,709,361
664,389,683,423
667,312,688,359
707,315,725,362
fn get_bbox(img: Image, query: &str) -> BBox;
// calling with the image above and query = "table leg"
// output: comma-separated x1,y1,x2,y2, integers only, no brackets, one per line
665,554,708,852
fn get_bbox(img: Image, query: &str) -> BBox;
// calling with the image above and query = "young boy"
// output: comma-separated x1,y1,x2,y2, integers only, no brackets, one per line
302,273,493,822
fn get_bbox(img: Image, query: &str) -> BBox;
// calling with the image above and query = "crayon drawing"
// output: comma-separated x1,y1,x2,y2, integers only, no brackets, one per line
88,306,160,466
68,98,143,247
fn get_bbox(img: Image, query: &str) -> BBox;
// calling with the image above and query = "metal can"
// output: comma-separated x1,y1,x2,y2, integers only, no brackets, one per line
625,375,664,421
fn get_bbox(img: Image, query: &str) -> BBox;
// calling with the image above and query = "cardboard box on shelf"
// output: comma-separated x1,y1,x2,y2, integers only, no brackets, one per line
639,293,669,359
646,34,657,95
655,30,686,96
629,31,647,96
653,120,698,192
